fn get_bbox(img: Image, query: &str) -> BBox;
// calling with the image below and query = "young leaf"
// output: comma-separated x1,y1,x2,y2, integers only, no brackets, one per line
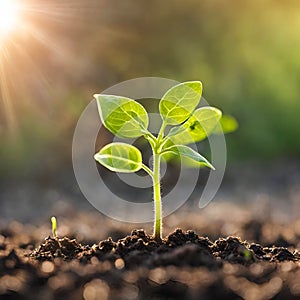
162,144,215,170
94,142,143,173
94,94,148,138
212,114,238,134
167,107,222,145
159,81,202,125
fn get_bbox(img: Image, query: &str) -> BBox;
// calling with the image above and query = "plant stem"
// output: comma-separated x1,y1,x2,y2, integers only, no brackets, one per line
142,164,154,177
157,121,167,143
146,120,166,241
152,149,162,241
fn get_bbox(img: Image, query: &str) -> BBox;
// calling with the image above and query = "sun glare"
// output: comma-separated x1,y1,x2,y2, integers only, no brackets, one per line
0,0,19,37
0,0,94,132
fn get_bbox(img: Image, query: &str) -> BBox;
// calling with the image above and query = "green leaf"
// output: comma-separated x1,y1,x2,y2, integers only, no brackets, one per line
160,150,211,169
213,115,238,134
94,142,143,173
159,81,202,125
162,144,215,170
94,94,148,138
168,107,222,145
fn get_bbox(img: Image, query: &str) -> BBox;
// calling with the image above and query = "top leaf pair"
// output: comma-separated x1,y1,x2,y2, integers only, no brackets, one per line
95,81,223,145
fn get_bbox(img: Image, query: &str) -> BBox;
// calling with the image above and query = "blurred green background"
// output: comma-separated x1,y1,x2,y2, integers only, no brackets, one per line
0,0,300,182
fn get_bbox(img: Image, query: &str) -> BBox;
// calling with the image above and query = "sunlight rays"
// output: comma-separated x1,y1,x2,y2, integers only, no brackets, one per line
0,0,98,132
0,46,16,131
0,0,20,37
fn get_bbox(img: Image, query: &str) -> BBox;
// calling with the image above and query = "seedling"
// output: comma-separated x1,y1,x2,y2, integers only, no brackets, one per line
51,216,57,238
94,81,233,241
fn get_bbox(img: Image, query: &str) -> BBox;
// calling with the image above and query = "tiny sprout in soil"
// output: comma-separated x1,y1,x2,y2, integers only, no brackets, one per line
51,216,57,238
94,81,237,241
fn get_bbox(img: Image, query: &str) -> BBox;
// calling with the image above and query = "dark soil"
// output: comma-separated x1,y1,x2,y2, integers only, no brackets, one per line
1,220,300,300
30,229,299,267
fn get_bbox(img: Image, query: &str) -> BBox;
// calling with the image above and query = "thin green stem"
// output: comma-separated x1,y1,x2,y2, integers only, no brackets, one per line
143,131,157,149
152,149,162,241
157,120,167,143
142,164,154,178
144,131,156,143
159,136,170,151
144,122,165,241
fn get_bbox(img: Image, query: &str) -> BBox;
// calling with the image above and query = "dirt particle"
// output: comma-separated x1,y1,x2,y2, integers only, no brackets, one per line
271,248,295,262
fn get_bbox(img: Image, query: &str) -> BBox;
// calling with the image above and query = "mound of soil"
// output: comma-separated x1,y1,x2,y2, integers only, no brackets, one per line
1,226,299,300
30,229,299,267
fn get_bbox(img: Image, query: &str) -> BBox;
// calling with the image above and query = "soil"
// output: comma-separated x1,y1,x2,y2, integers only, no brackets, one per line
1,215,300,300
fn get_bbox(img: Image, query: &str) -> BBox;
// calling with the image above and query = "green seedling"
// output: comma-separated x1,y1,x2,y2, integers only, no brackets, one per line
51,216,57,238
94,81,236,241
243,249,253,261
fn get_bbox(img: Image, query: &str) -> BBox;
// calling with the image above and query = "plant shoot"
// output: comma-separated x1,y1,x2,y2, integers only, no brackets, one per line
94,81,234,240
51,216,57,238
